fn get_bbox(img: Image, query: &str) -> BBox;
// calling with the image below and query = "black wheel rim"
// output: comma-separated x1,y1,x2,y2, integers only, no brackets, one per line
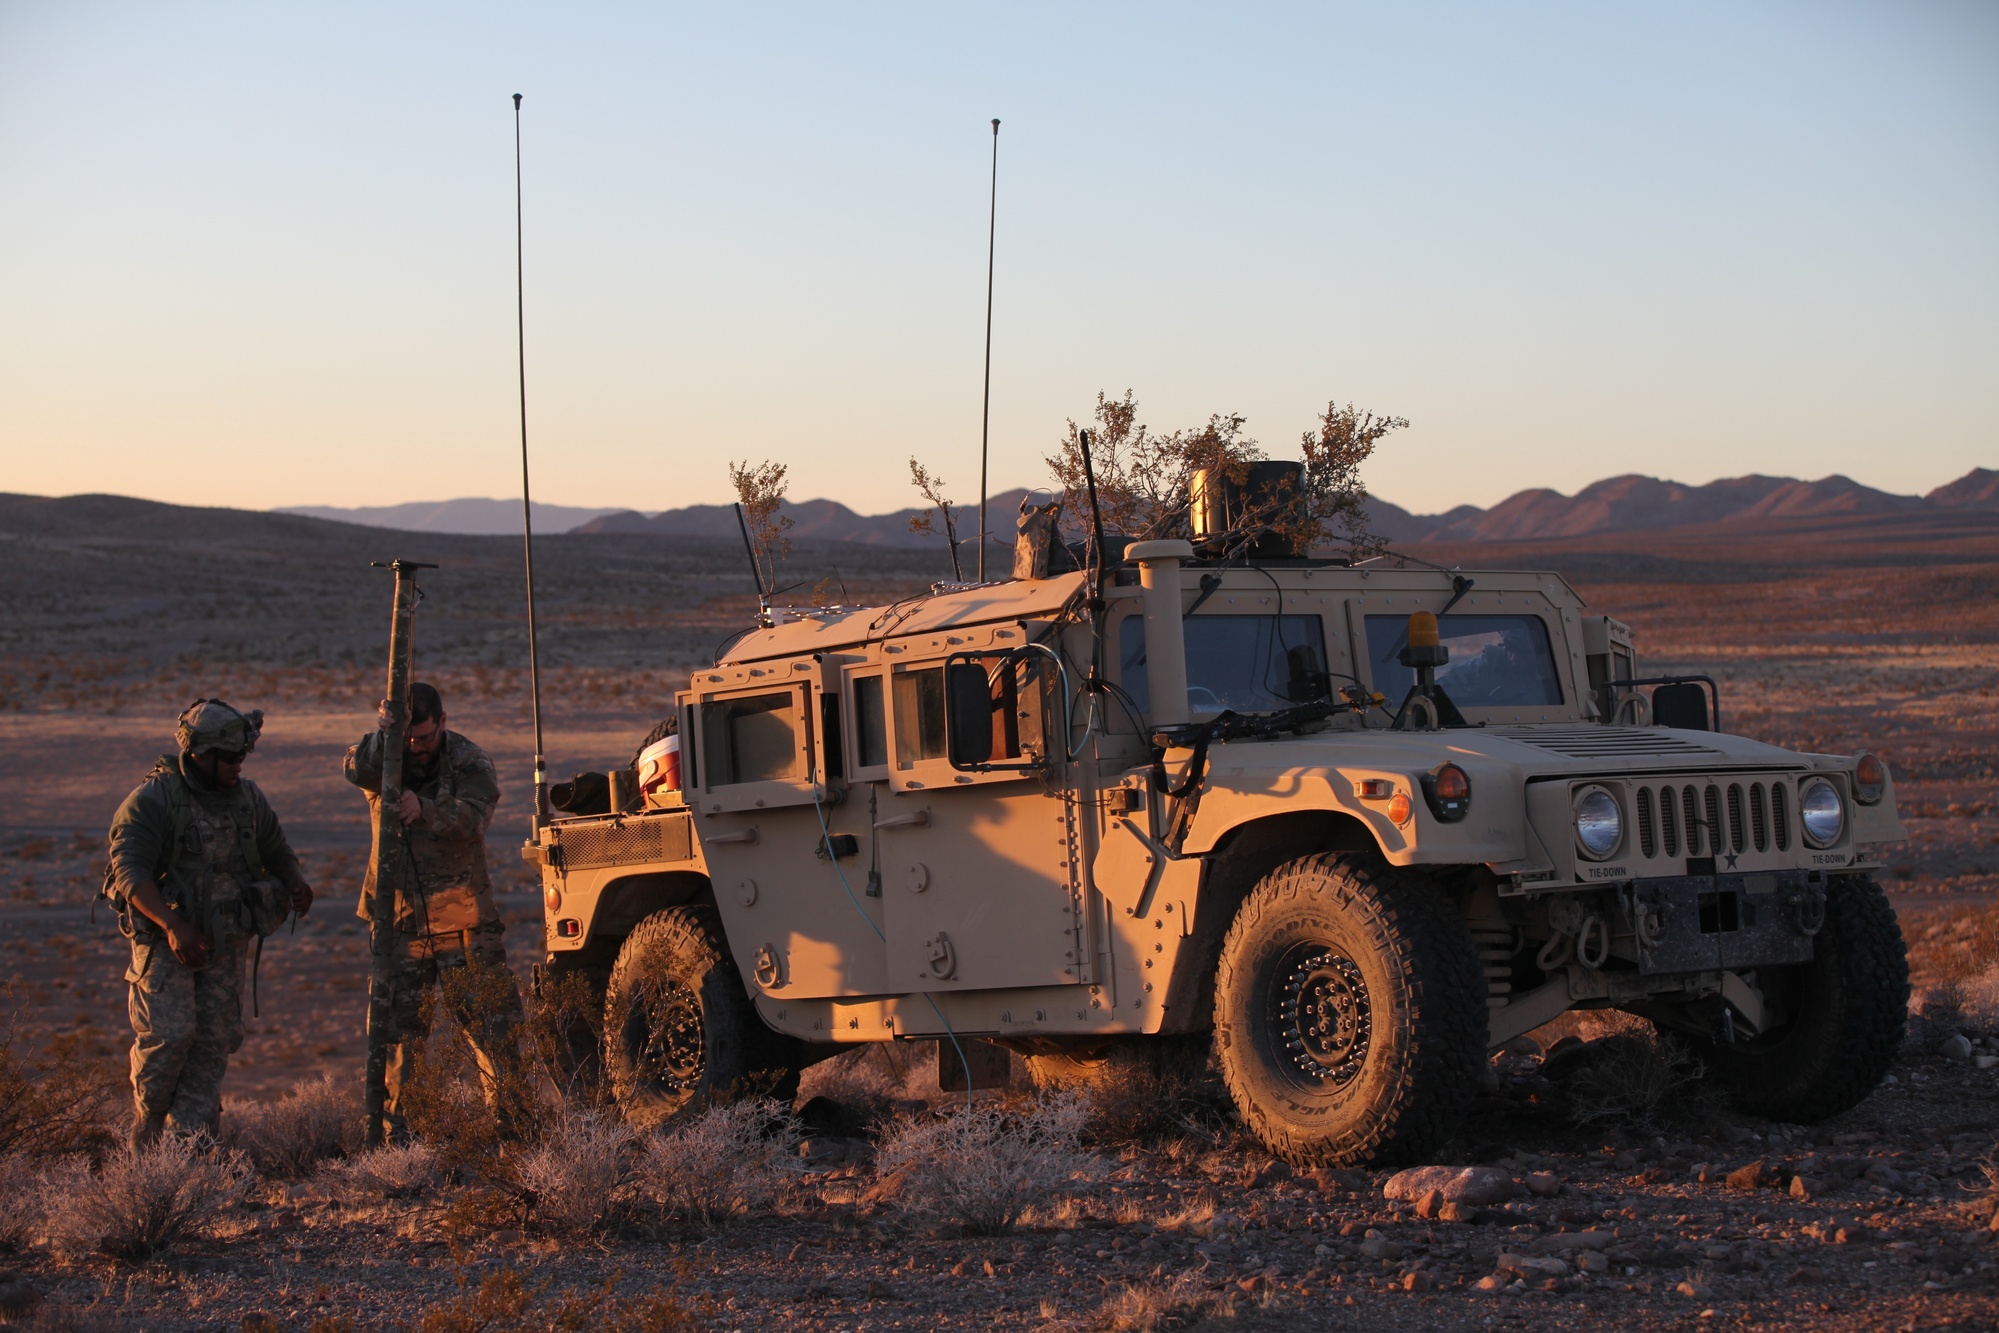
1270,941,1372,1089
625,978,705,1092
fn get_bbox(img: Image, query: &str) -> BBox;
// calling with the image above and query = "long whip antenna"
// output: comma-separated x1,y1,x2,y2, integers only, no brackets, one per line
513,92,548,828
976,117,1000,582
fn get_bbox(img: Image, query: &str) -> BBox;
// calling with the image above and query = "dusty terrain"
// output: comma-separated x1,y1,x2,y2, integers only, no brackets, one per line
0,497,1995,1330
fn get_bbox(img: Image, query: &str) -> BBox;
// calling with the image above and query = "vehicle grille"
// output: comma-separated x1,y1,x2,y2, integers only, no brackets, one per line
550,813,694,870
1501,727,1722,759
1629,776,1800,864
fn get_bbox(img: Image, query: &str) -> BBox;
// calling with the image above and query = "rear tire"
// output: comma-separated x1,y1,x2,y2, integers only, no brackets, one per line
1686,874,1908,1122
602,906,796,1131
1214,853,1484,1167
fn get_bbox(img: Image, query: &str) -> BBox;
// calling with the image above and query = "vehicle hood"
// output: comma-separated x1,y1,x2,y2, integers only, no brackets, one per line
1200,724,1814,781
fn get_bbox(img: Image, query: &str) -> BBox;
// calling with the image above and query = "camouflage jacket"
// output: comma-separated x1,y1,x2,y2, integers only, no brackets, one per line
344,729,502,936
105,753,306,942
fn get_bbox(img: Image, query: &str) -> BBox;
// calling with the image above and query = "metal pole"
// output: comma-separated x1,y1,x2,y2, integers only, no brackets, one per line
364,559,428,1147
976,117,1000,582
513,92,548,828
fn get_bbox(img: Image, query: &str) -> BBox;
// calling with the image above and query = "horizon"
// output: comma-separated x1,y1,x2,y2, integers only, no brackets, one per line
2,5,1994,516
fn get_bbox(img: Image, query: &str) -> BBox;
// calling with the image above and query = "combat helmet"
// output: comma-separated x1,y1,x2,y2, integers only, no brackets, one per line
174,698,264,756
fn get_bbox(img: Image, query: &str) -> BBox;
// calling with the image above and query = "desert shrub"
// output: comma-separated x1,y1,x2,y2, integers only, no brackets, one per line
226,1073,360,1179
521,969,608,1107
0,1152,36,1251
399,959,540,1176
870,1092,1091,1234
39,1133,251,1262
509,1108,634,1237
1557,1020,1708,1126
634,1100,799,1226
324,1142,438,1200
0,997,121,1161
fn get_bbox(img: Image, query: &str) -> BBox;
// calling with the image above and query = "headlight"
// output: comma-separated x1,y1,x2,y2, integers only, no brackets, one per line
1574,787,1623,860
1800,779,1845,847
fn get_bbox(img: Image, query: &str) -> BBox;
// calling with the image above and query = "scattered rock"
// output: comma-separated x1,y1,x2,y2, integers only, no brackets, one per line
1790,1176,1825,1201
1414,1188,1444,1220
1383,1165,1520,1206
1359,1237,1405,1262
1525,1172,1563,1198
1576,1251,1610,1274
1976,1054,1999,1071
1725,1160,1772,1190
1439,1201,1478,1224
1498,1251,1569,1279
864,1279,897,1300
1402,1270,1436,1292
1475,1274,1507,1291
1789,1266,1830,1285
1676,1280,1712,1299
1863,1162,1903,1189
1940,1034,1974,1063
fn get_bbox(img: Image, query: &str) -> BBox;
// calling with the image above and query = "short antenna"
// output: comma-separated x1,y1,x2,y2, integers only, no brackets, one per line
512,92,548,828
975,117,1001,582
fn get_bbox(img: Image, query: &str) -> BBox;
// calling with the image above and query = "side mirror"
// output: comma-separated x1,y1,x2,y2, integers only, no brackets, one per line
1652,682,1711,731
946,663,995,767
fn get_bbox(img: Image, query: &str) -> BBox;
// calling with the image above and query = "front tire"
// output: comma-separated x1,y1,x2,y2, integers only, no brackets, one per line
1687,874,1908,1122
1214,854,1484,1167
602,906,795,1131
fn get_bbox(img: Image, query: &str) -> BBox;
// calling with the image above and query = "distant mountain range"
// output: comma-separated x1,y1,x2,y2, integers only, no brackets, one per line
276,498,625,534
274,469,1996,544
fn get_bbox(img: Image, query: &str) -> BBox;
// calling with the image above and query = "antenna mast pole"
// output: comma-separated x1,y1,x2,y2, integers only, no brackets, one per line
976,117,1000,582
513,92,548,829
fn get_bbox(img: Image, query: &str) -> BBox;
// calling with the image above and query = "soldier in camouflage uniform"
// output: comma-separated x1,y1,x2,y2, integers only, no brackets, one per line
105,700,315,1149
343,682,524,1135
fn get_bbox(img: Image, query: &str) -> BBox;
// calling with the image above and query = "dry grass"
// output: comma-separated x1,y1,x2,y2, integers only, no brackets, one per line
38,1133,252,1263
0,996,120,1161
409,1268,701,1333
226,1072,360,1179
509,1108,634,1237
870,1093,1093,1234
1907,902,1999,1033
324,1142,438,1200
634,1099,799,1226
1089,1271,1236,1331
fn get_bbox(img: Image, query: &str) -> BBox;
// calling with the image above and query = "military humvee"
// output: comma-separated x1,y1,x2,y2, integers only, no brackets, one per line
525,539,1908,1165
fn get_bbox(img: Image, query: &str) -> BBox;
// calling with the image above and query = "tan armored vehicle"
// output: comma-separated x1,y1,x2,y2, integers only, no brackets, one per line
526,539,1908,1164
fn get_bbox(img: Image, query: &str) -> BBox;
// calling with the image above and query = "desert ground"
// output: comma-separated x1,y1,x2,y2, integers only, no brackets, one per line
0,495,1995,1330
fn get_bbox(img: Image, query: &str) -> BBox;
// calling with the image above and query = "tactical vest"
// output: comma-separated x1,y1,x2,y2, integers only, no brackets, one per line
104,758,287,943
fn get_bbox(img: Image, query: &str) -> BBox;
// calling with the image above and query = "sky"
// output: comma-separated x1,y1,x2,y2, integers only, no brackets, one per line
1,2,1993,518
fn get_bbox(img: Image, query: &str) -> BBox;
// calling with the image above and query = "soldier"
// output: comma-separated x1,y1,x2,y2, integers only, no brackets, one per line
105,699,315,1149
343,682,524,1137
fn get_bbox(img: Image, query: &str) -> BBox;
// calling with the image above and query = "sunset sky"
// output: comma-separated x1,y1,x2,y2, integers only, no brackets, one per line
1,2,1992,517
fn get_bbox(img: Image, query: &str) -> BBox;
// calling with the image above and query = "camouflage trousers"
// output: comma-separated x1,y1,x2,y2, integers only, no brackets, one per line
377,922,528,1138
126,931,250,1138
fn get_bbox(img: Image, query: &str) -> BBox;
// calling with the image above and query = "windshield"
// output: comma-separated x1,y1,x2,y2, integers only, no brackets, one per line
1119,614,1330,715
1365,614,1563,708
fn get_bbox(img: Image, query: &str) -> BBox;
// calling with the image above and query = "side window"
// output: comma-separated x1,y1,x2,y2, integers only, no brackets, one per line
892,667,948,768
1119,613,1330,715
700,691,804,785
852,674,889,771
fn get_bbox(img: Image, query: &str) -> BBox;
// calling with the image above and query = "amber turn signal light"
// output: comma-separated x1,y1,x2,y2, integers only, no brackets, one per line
1387,792,1413,825
1421,762,1472,822
544,884,563,913
1853,753,1887,805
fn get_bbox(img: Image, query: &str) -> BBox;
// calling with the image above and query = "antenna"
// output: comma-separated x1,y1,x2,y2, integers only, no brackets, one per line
513,92,548,829
735,502,771,625
976,117,1000,582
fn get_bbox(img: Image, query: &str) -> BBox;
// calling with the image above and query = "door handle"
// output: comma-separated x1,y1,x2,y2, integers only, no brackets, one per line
874,809,930,830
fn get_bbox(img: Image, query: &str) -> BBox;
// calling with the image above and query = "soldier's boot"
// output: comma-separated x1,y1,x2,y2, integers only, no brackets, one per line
129,1110,167,1153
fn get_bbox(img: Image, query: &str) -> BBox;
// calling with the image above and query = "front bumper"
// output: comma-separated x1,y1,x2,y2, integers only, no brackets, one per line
1610,869,1827,974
